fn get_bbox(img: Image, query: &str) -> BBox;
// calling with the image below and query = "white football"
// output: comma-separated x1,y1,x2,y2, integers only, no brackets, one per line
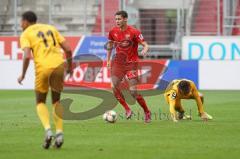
103,110,117,123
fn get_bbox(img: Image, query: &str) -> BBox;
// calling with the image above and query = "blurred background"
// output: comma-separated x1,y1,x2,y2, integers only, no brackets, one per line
1,0,240,58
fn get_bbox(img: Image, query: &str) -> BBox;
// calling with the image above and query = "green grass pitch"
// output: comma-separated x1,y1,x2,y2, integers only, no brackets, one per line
0,90,240,159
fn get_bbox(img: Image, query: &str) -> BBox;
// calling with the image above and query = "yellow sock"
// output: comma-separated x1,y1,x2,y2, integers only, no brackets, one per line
53,102,63,133
36,103,51,130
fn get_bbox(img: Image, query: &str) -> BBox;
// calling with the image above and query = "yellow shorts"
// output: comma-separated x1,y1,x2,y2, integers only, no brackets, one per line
35,64,64,93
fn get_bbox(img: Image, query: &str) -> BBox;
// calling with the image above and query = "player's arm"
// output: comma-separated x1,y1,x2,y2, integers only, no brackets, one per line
18,32,32,85
165,91,178,122
199,92,204,104
169,100,178,122
107,31,114,68
191,83,213,121
192,90,213,121
54,27,73,75
139,41,149,56
106,41,114,68
192,85,205,115
18,48,31,84
59,41,72,75
135,30,149,56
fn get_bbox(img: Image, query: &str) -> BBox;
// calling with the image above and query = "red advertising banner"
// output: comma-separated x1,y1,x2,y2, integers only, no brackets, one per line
64,60,168,90
0,36,81,60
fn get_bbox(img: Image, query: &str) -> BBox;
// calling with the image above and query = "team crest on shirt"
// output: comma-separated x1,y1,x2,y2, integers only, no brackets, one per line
171,92,177,99
125,34,130,39
114,33,118,38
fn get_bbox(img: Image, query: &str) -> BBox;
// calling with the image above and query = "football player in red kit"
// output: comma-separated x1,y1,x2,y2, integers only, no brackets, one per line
107,10,151,123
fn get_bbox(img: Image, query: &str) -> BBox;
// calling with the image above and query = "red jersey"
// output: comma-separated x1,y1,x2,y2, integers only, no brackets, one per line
108,25,144,63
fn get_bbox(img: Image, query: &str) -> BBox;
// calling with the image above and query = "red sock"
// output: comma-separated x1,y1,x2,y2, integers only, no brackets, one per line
113,88,131,112
136,94,150,113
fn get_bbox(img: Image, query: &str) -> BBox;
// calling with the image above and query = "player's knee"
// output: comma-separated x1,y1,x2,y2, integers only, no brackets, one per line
130,90,138,99
35,92,47,104
111,76,121,88
178,111,185,120
111,81,119,88
51,90,61,104
52,99,60,105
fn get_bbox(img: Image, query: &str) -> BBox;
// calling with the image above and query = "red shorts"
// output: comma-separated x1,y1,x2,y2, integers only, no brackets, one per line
111,62,138,80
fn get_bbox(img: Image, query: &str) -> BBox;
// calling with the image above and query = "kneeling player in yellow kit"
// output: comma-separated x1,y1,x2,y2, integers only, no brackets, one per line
17,11,72,149
164,79,213,122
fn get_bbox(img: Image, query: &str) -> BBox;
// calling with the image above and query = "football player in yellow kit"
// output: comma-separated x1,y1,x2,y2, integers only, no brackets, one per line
17,11,72,149
164,79,213,122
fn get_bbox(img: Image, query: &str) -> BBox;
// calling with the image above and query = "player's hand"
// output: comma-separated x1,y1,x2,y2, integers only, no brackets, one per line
200,112,207,121
66,68,73,77
141,49,148,56
200,112,213,121
17,75,25,85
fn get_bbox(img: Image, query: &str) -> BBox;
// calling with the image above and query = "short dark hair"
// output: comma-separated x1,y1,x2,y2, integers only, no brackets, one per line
115,10,128,18
22,11,37,23
178,80,191,95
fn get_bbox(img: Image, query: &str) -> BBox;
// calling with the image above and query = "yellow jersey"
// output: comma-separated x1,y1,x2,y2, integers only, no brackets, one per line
165,79,198,99
20,24,65,71
164,79,203,112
